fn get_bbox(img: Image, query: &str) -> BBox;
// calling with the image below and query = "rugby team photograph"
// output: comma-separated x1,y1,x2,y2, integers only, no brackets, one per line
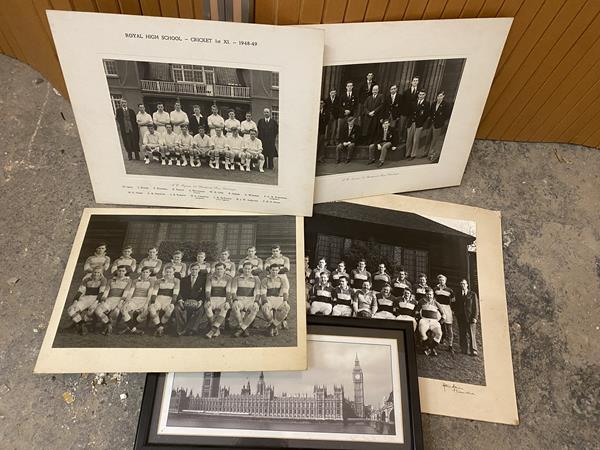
51,212,299,349
106,59,280,185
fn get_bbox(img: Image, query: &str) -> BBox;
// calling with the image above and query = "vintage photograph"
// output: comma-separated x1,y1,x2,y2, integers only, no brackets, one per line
316,58,465,175
312,20,511,204
305,201,482,386
302,195,518,425
158,334,404,444
107,59,279,185
35,208,307,373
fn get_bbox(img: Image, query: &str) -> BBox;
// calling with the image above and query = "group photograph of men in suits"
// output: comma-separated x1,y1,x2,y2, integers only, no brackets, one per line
107,59,279,186
52,214,298,349
316,58,465,176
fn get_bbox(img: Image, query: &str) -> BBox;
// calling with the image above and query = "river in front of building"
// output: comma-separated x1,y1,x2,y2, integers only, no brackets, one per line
167,413,393,435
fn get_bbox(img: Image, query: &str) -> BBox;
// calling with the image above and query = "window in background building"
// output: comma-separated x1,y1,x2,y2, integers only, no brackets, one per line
110,94,123,114
224,223,257,259
271,72,279,89
123,222,160,259
271,105,279,122
172,64,215,84
103,60,118,77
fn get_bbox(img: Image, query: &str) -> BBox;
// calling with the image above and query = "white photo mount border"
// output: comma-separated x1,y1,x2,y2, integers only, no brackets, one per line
47,11,324,216
311,19,512,203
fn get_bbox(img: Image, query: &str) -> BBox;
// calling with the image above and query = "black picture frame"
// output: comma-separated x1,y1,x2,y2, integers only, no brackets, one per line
134,317,423,450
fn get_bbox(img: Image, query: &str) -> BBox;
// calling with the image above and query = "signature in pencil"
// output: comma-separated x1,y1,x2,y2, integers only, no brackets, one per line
442,383,475,395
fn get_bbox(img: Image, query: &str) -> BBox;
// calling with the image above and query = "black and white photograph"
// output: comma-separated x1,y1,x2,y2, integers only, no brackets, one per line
134,320,424,450
302,195,518,425
47,11,323,215
312,20,511,203
316,58,465,175
35,208,307,373
305,201,482,386
107,59,280,185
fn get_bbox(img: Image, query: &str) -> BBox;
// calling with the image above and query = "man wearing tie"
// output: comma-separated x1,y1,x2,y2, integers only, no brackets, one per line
368,119,394,167
174,263,205,336
385,85,402,130
359,72,377,103
454,279,480,356
257,108,279,170
399,76,420,143
427,91,450,162
324,89,341,146
405,90,430,159
361,84,384,143
115,99,140,161
335,116,359,164
189,104,207,136
338,81,357,141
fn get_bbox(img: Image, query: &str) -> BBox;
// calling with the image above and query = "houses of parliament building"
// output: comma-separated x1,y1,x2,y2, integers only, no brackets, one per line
170,357,369,421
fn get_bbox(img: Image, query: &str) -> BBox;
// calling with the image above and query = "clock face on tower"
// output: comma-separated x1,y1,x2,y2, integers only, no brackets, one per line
354,374,361,381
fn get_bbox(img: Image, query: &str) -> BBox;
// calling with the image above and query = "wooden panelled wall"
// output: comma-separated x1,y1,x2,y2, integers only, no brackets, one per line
1,0,599,148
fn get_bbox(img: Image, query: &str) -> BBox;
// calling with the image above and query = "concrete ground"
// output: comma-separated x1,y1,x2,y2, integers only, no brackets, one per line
1,54,599,449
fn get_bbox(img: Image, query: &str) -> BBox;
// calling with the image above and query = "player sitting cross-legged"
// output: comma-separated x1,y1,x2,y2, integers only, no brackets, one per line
229,261,261,337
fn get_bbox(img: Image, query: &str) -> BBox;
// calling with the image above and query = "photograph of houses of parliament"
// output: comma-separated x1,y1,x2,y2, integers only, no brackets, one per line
168,353,396,435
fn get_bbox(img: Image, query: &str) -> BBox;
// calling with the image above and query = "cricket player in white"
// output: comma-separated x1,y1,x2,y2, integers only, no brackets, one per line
207,104,225,137
224,110,241,137
240,112,257,140
240,129,265,172
192,126,211,167
152,103,170,135
142,124,161,164
169,102,189,134
208,127,227,170
136,103,153,146
177,125,194,167
225,127,244,171
230,261,261,337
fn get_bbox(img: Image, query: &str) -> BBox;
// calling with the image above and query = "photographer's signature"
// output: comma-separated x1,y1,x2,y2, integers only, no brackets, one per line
442,383,475,395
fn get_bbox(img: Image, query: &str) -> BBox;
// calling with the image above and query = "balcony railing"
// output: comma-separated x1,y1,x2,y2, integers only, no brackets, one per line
140,80,250,98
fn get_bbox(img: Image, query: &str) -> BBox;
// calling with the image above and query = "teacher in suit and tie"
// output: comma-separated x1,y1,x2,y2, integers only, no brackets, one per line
454,279,480,356
361,84,385,143
115,99,140,161
174,263,206,336
257,108,279,170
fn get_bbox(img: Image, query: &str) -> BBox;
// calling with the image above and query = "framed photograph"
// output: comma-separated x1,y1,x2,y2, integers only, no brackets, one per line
311,19,512,203
46,11,324,216
304,195,518,425
134,318,423,450
35,208,306,373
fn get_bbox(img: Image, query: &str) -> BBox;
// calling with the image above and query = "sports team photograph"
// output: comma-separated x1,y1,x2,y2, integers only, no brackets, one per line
304,201,484,387
106,58,280,185
316,58,465,176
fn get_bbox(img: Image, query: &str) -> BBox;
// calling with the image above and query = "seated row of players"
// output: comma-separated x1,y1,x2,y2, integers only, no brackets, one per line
141,123,265,172
306,258,473,357
68,244,292,339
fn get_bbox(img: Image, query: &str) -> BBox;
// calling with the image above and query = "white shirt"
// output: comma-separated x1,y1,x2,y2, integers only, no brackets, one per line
210,134,228,150
143,131,161,147
162,131,178,147
240,120,257,140
177,133,193,149
227,135,243,152
207,114,225,136
244,137,263,153
224,118,241,136
136,112,153,134
193,134,211,150
169,110,189,134
152,111,170,133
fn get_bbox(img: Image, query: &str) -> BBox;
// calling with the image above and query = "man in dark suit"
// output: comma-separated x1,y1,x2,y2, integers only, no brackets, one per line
427,91,450,162
385,84,402,130
358,72,377,103
338,81,358,139
257,108,279,170
368,118,394,167
361,84,385,143
454,279,480,356
323,89,341,145
405,89,430,159
115,99,140,160
188,104,207,136
317,100,328,163
399,76,420,143
174,263,206,336
335,116,359,163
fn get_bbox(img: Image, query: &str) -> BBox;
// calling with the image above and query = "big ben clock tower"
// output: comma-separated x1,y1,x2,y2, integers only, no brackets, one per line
352,354,365,418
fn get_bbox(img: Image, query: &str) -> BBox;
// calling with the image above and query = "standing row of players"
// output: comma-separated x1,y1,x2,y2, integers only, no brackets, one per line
66,244,293,339
305,258,480,357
